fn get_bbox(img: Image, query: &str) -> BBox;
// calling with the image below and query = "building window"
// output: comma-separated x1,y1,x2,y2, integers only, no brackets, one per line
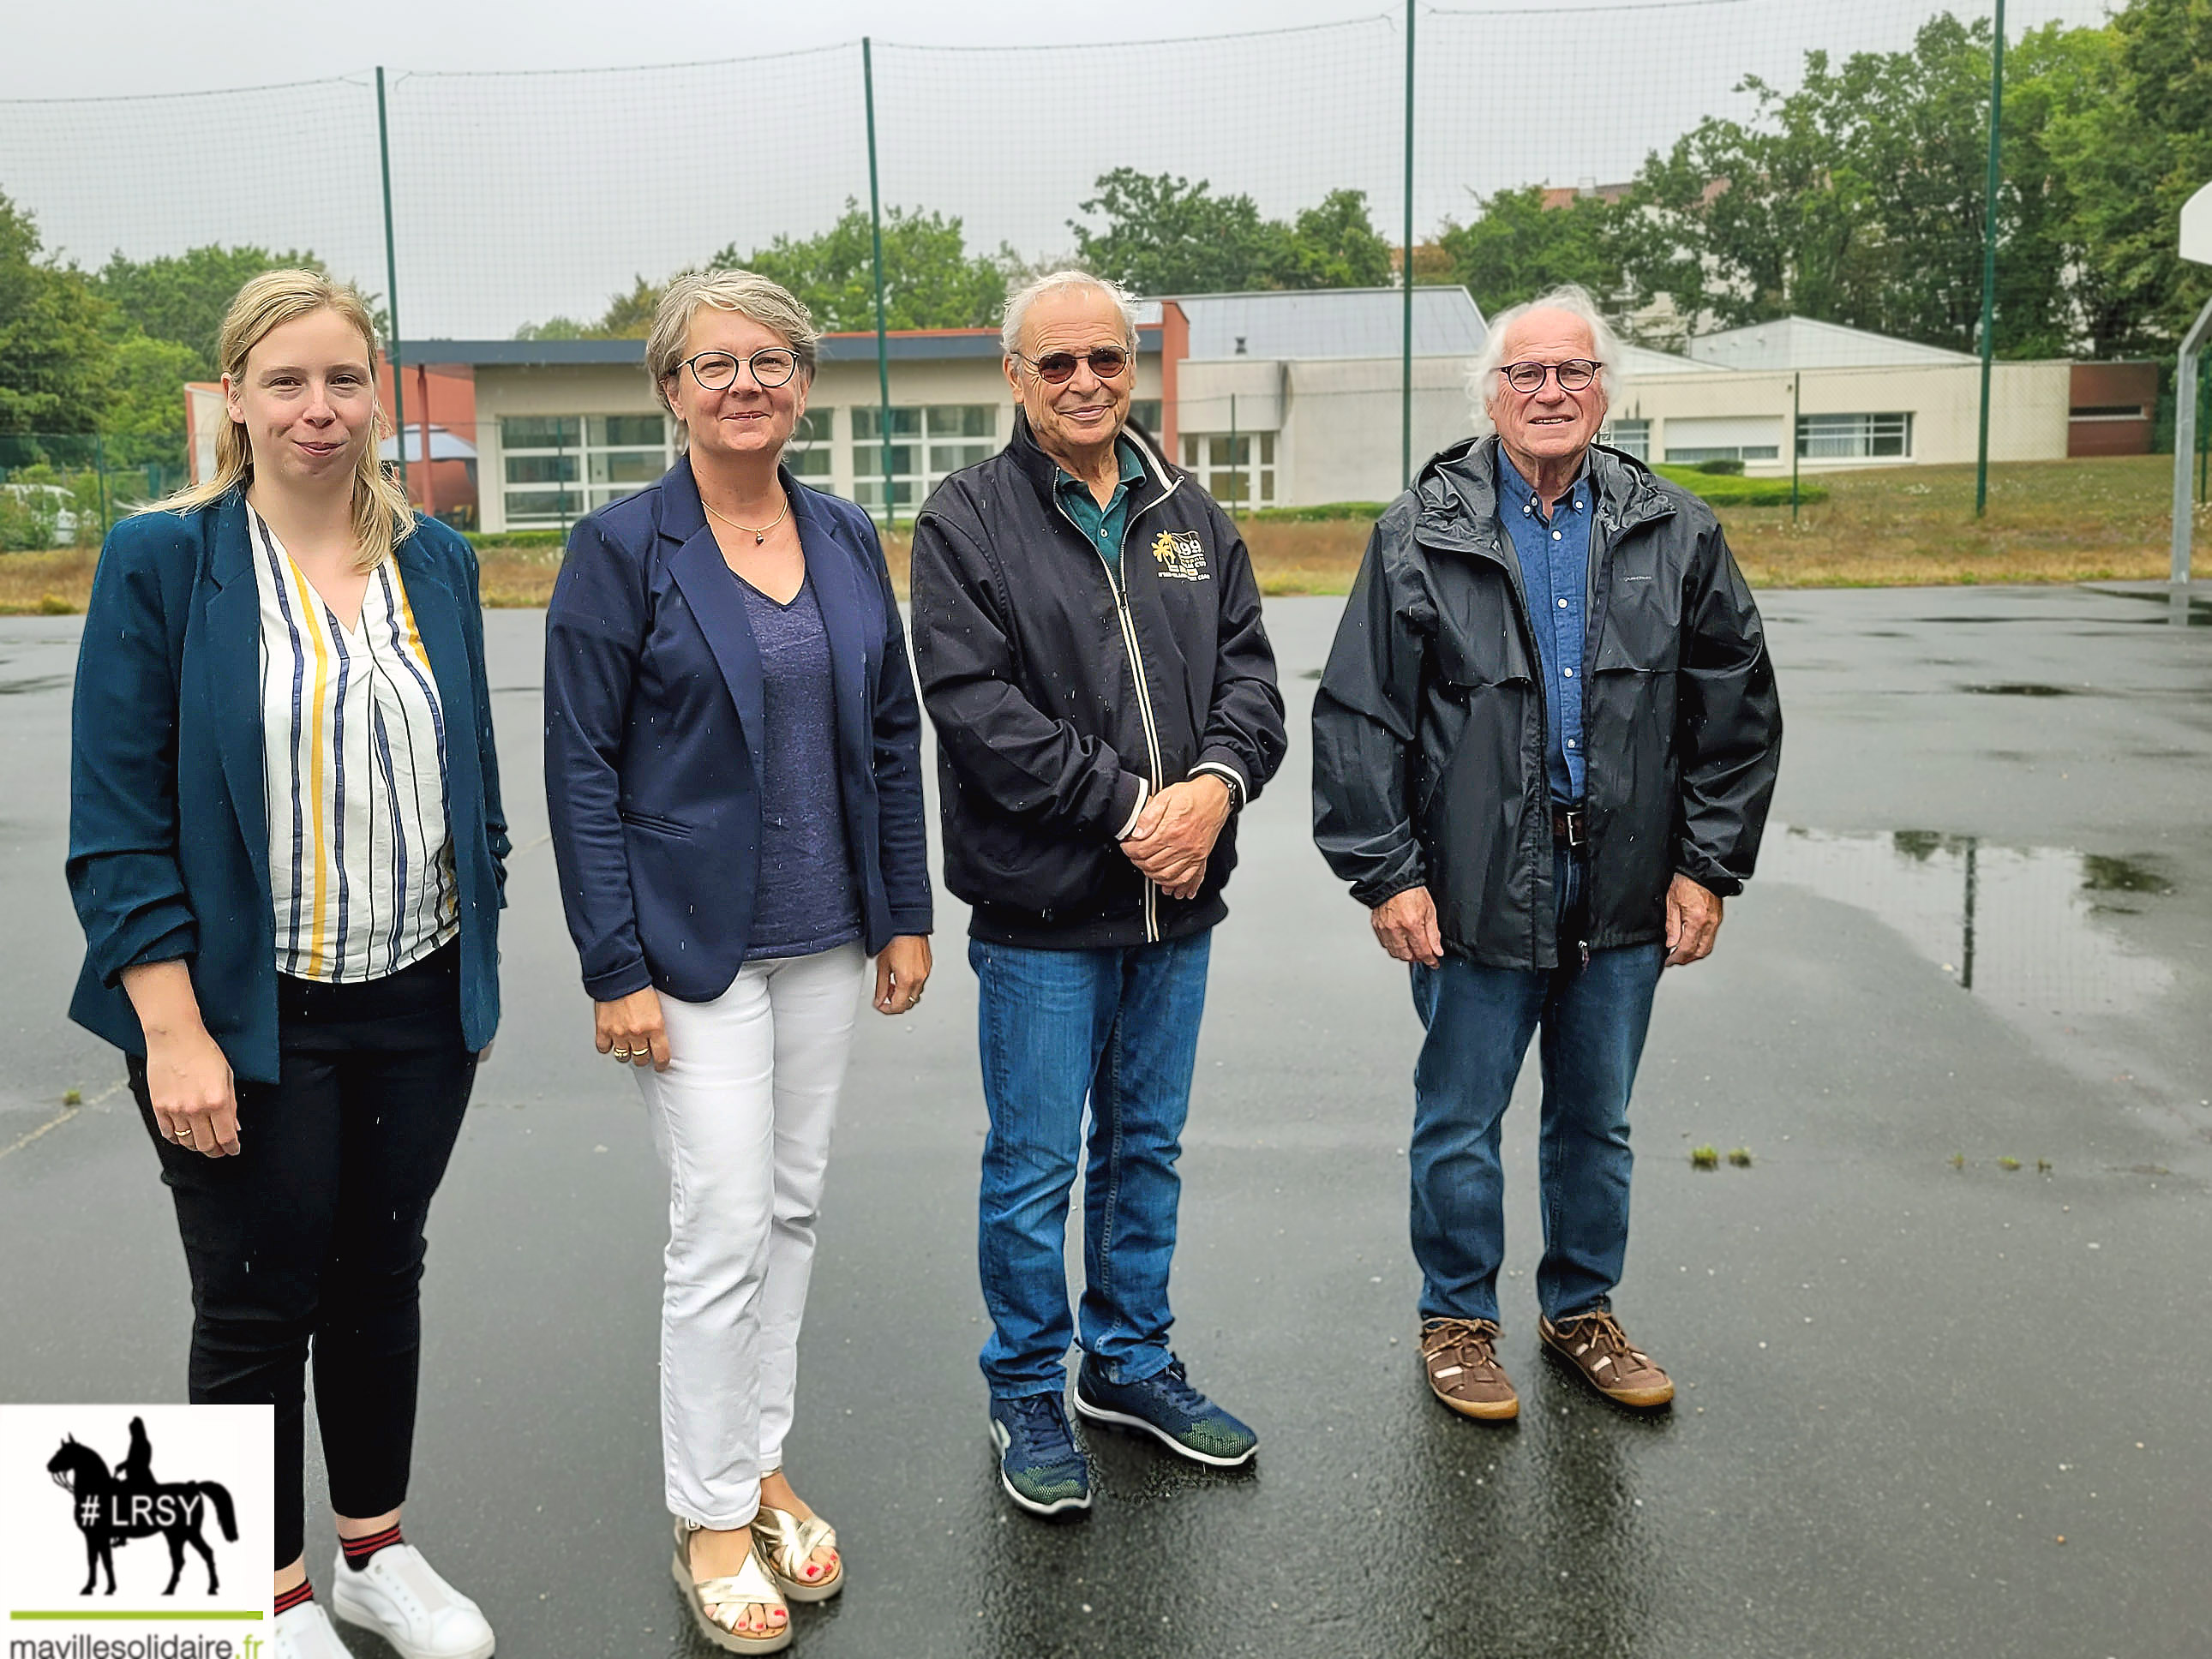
1662,415,1780,465
1130,398,1163,436
1601,418,1651,461
1180,431,1275,510
853,404,998,514
788,408,833,480
1796,412,1912,459
501,413,671,527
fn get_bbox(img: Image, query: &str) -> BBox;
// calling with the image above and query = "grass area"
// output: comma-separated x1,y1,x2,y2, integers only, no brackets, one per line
1652,464,1829,508
5,456,2202,614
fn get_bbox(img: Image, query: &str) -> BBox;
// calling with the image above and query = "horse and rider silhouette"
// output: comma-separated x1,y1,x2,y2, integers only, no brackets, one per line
46,1418,238,1596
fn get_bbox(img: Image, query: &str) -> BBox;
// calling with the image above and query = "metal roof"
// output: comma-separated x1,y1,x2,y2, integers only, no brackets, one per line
1687,316,1976,371
397,325,1160,368
1165,286,1487,362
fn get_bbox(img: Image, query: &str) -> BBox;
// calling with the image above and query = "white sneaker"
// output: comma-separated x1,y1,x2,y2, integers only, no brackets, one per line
271,1600,354,1659
328,1543,496,1659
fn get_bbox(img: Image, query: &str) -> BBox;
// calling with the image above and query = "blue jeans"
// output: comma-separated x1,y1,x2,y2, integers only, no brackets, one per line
1407,853,1664,1325
971,931,1212,1400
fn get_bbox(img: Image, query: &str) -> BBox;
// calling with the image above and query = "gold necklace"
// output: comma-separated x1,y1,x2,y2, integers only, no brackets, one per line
702,490,790,547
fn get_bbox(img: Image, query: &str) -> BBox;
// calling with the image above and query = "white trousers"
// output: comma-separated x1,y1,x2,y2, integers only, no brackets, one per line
634,942,867,1529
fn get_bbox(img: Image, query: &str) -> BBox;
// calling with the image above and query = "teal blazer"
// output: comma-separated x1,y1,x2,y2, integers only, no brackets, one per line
66,492,507,1083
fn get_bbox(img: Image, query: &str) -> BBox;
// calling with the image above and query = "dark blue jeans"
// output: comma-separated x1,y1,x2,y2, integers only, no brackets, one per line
1407,853,1664,1325
970,931,1212,1400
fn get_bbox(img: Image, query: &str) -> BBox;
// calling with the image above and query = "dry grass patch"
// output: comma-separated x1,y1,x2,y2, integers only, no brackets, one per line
7,455,2200,615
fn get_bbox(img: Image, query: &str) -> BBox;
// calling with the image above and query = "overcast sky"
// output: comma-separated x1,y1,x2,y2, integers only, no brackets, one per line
3,0,2113,338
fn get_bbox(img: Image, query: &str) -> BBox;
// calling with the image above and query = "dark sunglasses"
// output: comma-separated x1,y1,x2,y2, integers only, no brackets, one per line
1016,347,1133,384
678,348,800,392
1500,358,1600,393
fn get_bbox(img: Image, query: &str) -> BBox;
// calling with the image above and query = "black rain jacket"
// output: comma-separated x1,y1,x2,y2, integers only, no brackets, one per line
1311,434,1782,968
910,414,1286,949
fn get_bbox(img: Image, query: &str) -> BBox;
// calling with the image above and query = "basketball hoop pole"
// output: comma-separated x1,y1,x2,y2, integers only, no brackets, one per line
2171,296,2212,589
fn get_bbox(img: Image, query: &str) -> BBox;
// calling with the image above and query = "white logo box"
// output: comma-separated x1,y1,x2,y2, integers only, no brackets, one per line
0,1404,273,1645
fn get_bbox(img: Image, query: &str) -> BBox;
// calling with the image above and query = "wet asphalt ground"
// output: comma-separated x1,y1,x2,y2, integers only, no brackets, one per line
4,584,2210,1658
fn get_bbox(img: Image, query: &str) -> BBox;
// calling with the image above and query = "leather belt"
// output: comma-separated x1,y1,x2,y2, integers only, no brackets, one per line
1550,806,1589,848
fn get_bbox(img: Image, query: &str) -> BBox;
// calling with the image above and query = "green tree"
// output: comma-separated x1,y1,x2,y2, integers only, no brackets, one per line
102,332,204,465
95,243,320,374
1622,13,2100,356
1070,170,1286,295
1271,189,1396,289
2041,0,2212,354
713,202,1008,333
1436,186,1629,315
0,192,112,435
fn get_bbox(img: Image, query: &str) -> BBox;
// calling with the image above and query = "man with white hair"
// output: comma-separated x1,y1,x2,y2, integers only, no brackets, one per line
909,271,1285,1515
1312,284,1781,1420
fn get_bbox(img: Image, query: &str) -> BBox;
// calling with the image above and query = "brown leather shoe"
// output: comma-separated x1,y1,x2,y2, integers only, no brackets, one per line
1538,1310,1675,1408
1419,1318,1520,1421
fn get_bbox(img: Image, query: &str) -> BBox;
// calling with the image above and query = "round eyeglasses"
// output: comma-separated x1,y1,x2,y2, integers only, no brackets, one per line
1015,347,1133,385
1499,358,1600,394
679,348,800,392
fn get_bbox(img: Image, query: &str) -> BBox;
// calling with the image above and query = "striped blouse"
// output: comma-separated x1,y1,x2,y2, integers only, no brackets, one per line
249,505,459,983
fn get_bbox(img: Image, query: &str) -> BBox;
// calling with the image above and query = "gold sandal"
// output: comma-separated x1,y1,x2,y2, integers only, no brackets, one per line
670,1521,791,1654
751,1504,842,1602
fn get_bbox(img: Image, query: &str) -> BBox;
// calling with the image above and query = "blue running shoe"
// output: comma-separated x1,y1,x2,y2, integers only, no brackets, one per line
1073,1356,1258,1468
987,1393,1092,1516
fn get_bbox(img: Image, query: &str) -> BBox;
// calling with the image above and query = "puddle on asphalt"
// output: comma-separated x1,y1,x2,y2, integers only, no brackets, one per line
1759,827,2174,1026
0,674,69,697
1959,682,2077,698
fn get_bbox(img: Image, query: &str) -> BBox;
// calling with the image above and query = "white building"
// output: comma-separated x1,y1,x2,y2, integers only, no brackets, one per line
399,298,2110,531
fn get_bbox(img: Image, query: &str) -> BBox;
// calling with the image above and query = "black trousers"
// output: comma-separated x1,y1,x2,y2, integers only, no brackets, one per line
129,943,477,1569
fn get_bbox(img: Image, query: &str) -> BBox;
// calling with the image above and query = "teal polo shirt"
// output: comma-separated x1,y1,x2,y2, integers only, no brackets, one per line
1054,437,1146,581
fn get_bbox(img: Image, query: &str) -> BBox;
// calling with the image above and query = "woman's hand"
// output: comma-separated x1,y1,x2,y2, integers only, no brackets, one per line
874,935,932,1015
120,961,240,1158
146,1024,241,1157
596,987,670,1070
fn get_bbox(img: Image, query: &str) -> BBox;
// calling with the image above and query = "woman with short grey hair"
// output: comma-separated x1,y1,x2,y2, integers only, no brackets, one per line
544,269,933,1653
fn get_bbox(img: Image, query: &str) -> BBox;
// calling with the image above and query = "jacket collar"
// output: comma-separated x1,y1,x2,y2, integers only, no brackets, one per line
1414,434,1674,557
1008,409,1178,515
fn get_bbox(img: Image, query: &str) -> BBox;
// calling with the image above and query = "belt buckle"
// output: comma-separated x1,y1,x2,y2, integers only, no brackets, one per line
1557,807,1588,848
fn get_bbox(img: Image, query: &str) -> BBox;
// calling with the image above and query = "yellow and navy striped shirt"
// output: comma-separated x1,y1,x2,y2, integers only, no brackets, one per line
249,505,459,983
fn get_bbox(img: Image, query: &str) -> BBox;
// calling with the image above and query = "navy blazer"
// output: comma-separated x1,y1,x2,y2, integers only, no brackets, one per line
66,493,509,1083
543,458,932,1003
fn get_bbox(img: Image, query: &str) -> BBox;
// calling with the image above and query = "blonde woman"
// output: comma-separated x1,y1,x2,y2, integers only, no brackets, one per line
544,271,931,1653
67,271,507,1659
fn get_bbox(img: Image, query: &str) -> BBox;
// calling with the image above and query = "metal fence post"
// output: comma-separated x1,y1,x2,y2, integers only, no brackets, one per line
376,66,409,494
1790,370,1801,523
1400,0,1416,491
863,38,896,531
93,429,109,538
2171,296,2212,586
1974,0,2004,518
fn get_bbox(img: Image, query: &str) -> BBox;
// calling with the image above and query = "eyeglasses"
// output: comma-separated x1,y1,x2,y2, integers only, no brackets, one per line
1499,358,1600,394
1015,347,1133,384
678,348,800,392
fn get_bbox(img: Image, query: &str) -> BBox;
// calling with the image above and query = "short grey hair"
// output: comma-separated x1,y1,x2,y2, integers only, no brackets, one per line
1000,268,1140,359
1470,283,1625,430
647,269,819,430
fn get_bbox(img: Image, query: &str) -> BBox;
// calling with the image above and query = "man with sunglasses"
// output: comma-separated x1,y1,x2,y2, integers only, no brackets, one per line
909,270,1285,1517
1313,284,1781,1422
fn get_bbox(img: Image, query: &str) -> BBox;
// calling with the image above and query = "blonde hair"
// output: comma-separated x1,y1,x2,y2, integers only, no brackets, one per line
646,270,818,445
152,268,415,572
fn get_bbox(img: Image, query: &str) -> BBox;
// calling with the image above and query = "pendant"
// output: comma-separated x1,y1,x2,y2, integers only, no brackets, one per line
754,531,765,546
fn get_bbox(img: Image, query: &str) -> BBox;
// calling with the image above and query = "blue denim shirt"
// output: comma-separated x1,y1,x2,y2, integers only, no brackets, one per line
1053,437,1145,582
1496,449,1593,804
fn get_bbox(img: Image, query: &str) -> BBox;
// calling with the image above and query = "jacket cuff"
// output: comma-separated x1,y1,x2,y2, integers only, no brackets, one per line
1673,857,1744,899
1190,754,1248,811
1349,872,1429,910
101,922,200,990
583,959,656,1002
1111,772,1151,841
887,907,935,937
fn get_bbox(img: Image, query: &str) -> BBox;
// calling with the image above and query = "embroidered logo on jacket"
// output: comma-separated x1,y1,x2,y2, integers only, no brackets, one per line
1150,530,1210,582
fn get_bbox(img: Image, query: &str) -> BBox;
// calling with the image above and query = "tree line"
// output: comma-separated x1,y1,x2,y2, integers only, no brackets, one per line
3,0,2208,458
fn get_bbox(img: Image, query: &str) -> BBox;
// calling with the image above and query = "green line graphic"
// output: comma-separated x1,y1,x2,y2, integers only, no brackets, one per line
11,1610,265,1620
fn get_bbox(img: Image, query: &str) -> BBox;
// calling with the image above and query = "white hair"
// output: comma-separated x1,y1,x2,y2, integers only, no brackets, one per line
999,268,1141,358
1469,283,1625,431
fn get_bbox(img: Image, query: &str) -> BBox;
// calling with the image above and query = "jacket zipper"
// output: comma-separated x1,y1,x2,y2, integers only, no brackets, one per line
1054,485,1174,943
